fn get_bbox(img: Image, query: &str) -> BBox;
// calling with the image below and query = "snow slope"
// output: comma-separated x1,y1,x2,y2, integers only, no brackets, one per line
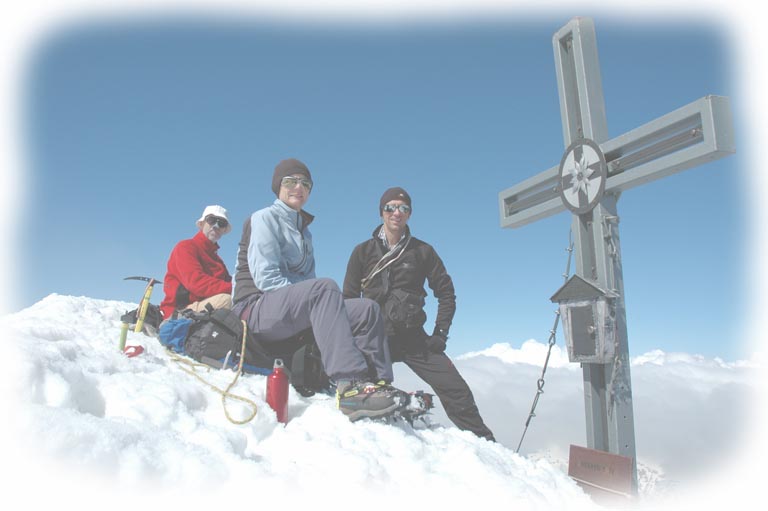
0,294,760,509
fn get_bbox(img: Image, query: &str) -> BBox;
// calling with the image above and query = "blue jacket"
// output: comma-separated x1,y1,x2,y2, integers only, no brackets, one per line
233,199,315,302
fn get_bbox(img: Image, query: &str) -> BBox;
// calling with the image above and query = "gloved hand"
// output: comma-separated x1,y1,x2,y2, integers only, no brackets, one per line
425,334,447,353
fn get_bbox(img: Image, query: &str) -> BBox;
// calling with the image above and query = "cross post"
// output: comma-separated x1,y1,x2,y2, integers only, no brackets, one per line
499,17,735,494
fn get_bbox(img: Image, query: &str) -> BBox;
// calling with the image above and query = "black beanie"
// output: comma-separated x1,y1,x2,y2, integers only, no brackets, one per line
379,187,412,215
272,158,312,196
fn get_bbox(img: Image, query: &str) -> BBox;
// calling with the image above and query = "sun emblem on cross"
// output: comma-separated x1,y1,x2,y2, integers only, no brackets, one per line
558,138,608,215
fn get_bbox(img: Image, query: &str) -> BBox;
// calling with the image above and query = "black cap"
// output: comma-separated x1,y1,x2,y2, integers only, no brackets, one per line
379,187,411,215
272,158,312,196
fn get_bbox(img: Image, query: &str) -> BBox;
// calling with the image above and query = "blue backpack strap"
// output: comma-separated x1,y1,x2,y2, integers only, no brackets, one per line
158,317,193,353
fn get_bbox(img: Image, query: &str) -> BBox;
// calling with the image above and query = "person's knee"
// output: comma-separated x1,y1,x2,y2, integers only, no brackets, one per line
349,297,382,324
313,277,340,294
184,293,232,313
426,369,474,402
212,293,233,309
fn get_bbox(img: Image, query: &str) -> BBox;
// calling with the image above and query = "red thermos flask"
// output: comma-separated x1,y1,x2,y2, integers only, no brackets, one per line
266,359,289,423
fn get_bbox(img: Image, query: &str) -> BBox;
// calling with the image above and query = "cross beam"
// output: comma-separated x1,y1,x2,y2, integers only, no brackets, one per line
499,95,734,229
498,17,735,494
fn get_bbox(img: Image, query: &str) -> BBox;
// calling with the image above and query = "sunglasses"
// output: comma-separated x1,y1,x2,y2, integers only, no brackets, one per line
205,215,229,229
281,176,313,191
383,203,411,214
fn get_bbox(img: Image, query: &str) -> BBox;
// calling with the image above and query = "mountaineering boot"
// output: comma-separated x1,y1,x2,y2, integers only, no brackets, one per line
335,380,409,421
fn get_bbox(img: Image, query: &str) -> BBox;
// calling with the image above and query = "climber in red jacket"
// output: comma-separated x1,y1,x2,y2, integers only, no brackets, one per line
160,205,233,319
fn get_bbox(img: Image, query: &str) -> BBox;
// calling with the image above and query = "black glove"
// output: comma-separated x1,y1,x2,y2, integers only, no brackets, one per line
425,335,446,353
426,329,448,353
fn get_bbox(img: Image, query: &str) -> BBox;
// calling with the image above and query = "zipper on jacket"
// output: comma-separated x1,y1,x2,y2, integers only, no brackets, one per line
288,210,309,273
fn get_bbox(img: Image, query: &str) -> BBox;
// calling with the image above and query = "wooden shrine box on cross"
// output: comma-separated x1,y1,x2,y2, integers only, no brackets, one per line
551,275,618,364
498,17,735,495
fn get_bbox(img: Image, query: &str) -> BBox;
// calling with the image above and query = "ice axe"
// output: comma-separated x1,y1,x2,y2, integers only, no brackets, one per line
118,276,162,351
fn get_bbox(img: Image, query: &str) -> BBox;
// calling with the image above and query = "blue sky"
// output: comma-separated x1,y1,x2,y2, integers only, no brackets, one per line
18,11,748,360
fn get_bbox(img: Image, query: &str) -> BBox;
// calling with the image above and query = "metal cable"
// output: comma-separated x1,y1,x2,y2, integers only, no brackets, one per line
516,230,574,453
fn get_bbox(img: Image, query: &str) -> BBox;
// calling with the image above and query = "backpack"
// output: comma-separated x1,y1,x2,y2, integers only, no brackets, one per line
242,325,331,396
182,307,255,369
158,306,331,395
279,333,331,397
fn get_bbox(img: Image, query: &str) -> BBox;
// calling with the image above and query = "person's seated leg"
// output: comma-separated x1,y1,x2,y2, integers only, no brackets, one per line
241,279,411,421
185,293,233,313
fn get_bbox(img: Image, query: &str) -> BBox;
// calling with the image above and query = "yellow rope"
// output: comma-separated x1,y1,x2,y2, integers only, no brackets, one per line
168,320,258,425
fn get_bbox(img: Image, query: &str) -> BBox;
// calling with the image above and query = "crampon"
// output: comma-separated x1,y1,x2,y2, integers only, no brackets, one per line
385,390,434,425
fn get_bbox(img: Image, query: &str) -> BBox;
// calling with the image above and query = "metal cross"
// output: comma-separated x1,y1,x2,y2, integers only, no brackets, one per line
498,17,734,492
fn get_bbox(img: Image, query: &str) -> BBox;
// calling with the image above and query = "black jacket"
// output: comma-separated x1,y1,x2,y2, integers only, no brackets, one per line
343,226,456,337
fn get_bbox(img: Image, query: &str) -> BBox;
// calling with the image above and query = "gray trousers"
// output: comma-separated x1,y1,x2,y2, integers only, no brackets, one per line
235,278,393,382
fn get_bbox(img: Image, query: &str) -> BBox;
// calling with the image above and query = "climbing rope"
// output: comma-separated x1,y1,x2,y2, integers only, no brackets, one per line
168,319,258,425
516,230,574,453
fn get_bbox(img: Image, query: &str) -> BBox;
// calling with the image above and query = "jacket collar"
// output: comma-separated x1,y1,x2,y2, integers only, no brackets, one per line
193,229,220,252
273,198,315,229
372,224,410,246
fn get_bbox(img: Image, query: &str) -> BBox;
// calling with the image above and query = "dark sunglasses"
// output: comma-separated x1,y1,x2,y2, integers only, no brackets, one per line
205,215,229,229
281,176,313,191
383,203,411,214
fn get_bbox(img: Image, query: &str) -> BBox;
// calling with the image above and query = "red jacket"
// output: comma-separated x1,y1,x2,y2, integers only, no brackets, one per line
160,230,232,318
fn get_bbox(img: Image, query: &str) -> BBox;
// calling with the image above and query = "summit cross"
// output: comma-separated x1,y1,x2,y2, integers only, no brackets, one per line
498,17,734,492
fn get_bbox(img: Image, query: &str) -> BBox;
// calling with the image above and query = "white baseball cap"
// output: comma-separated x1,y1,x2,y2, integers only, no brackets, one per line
196,205,231,233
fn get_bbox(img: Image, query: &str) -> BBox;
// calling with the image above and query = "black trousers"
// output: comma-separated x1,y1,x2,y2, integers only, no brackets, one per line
391,331,495,441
